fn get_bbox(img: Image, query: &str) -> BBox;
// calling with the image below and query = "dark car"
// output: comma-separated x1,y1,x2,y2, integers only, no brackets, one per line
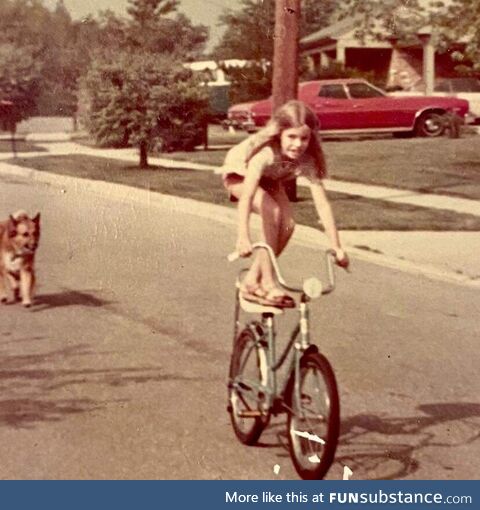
225,79,470,137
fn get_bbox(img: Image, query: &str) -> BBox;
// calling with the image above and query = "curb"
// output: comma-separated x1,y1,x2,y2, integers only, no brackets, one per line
1,161,479,289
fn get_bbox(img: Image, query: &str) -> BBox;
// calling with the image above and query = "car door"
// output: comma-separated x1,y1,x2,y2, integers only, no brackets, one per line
309,84,353,131
345,82,414,129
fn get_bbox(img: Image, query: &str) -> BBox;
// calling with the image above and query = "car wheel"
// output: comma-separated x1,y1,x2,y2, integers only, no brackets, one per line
415,111,446,137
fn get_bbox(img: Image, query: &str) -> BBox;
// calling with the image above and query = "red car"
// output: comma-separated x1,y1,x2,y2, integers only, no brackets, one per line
225,79,469,137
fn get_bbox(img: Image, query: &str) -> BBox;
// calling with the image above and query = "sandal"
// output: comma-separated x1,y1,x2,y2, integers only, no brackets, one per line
263,288,296,309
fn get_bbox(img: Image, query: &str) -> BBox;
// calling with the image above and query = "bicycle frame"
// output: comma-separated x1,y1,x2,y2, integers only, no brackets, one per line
228,243,341,480
230,243,336,416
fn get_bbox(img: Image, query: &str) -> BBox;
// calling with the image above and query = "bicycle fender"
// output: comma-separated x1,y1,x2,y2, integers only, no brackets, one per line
301,344,319,358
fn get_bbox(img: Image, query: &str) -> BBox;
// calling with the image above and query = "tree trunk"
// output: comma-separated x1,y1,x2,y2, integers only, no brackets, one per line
10,123,17,159
272,0,301,202
139,140,148,168
272,0,300,110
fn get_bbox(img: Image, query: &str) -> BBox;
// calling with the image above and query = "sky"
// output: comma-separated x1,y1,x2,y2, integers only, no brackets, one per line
42,0,240,51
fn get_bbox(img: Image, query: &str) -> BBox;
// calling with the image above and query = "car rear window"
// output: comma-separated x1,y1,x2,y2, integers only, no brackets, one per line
318,84,348,99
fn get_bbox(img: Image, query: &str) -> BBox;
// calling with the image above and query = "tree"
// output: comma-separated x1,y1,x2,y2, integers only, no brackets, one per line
338,0,480,73
301,0,337,40
125,0,207,57
0,0,101,117
0,44,41,128
337,0,427,43
83,52,208,167
213,0,276,60
0,0,52,49
213,0,336,61
433,0,480,70
213,0,336,104
39,1,80,115
220,62,272,104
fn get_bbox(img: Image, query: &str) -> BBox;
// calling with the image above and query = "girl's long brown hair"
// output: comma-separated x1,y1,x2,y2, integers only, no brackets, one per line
245,100,327,179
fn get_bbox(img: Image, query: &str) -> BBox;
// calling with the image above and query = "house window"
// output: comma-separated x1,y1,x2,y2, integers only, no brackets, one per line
318,84,348,99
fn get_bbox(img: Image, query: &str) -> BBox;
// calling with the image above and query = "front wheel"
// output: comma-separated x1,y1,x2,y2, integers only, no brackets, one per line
415,111,446,137
228,327,270,445
287,352,340,479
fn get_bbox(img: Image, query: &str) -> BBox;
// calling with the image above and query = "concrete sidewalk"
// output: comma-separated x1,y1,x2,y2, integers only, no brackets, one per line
5,141,480,217
1,139,479,287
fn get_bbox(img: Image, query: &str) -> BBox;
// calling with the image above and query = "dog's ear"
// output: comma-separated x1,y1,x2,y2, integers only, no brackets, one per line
7,215,17,237
33,213,41,225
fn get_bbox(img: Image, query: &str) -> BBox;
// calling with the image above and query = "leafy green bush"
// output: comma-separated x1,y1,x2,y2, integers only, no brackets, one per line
82,51,208,165
221,61,272,105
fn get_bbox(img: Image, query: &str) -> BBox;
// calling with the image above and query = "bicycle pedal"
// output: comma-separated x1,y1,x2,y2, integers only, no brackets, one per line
237,410,263,418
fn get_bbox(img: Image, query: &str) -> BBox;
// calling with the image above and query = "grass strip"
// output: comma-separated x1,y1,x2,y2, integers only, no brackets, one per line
0,140,47,153
8,154,480,231
167,135,480,201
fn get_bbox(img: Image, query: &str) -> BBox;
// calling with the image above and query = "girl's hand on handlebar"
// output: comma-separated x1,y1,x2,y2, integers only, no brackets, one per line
236,237,253,258
334,249,350,270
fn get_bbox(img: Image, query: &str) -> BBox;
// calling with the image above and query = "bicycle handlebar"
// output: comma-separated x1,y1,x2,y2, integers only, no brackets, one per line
228,242,336,296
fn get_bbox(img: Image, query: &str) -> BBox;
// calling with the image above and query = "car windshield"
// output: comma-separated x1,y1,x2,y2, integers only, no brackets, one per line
347,82,385,98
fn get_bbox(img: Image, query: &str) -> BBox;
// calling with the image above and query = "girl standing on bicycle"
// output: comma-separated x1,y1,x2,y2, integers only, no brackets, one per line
221,100,349,308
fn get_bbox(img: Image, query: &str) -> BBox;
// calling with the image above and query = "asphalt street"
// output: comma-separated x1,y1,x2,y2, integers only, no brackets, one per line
0,173,479,480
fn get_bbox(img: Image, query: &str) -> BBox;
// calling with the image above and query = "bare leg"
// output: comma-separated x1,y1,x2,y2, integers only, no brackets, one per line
0,271,8,303
20,269,34,307
6,272,20,302
226,178,292,293
270,184,295,256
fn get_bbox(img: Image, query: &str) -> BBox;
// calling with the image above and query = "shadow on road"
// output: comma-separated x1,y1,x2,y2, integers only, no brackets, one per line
0,344,204,429
231,403,480,479
31,289,113,312
0,397,98,429
337,402,480,479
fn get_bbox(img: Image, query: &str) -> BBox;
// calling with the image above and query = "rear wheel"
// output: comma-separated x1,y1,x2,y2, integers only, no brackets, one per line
415,111,446,137
228,327,270,445
287,352,340,479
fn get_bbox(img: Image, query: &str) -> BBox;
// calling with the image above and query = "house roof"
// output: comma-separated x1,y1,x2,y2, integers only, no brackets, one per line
300,17,359,46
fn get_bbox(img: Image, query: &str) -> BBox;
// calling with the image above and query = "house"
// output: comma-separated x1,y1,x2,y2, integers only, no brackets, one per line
300,17,463,91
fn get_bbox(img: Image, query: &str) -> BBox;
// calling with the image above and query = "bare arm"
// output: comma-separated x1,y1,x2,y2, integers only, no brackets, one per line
310,182,349,267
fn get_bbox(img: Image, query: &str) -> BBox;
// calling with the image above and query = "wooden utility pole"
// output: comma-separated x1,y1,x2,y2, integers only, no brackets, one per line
272,0,301,201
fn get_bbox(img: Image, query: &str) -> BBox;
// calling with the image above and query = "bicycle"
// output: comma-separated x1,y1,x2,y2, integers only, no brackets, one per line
227,242,340,480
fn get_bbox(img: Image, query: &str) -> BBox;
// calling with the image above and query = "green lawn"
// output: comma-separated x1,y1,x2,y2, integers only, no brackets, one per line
9,154,480,231
0,140,47,153
168,133,480,201
71,125,480,200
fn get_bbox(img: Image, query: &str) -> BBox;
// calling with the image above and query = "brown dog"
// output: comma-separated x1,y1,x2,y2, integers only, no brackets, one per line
0,210,40,307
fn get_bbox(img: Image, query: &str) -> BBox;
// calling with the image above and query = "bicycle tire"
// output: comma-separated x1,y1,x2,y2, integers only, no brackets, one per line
286,351,340,479
228,326,270,445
